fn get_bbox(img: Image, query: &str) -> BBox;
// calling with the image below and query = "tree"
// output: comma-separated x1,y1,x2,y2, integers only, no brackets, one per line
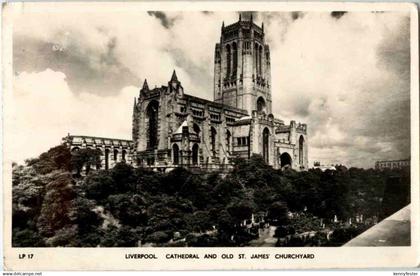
107,194,148,227
26,145,72,175
37,172,76,240
146,231,171,244
227,198,254,224
13,229,45,247
111,163,137,193
267,201,289,226
100,225,142,247
135,168,162,195
71,148,102,176
161,167,192,195
230,155,280,188
179,175,213,209
72,197,103,246
185,211,214,233
82,171,115,201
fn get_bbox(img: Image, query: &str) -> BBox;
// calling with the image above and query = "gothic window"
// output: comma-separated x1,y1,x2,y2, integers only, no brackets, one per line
210,127,217,156
226,44,231,78
280,152,292,168
259,46,263,76
237,136,249,146
263,128,269,163
192,109,204,117
226,130,231,152
299,136,305,165
192,144,199,165
232,42,237,78
146,100,159,149
122,150,127,162
96,149,102,169
173,144,179,165
105,148,110,170
254,43,258,75
210,113,220,121
257,97,266,113
193,123,201,139
226,117,235,123
113,149,118,162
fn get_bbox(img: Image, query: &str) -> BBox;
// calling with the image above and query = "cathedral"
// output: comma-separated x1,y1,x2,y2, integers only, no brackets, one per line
63,16,308,172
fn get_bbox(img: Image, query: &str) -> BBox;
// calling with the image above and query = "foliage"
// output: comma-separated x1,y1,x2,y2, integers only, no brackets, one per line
36,171,76,238
71,148,102,176
267,201,289,226
12,144,411,247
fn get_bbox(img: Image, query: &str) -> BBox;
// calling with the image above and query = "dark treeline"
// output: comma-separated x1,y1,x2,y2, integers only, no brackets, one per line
12,145,410,247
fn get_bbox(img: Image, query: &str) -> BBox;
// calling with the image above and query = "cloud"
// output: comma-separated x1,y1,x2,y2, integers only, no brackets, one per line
11,10,411,168
9,69,136,164
147,11,176,28
265,12,410,167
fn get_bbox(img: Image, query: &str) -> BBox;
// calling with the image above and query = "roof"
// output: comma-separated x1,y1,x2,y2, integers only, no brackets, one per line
175,120,188,134
183,93,248,116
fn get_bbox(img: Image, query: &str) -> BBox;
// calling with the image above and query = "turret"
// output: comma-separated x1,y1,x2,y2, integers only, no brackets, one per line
213,16,272,115
140,79,149,97
168,70,184,96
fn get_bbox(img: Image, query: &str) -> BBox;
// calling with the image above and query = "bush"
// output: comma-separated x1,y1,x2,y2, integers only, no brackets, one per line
146,231,171,244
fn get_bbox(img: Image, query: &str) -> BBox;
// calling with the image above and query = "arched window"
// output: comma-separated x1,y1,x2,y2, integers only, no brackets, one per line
263,128,269,163
173,144,179,165
96,148,102,169
122,150,127,162
113,149,118,162
280,152,292,168
260,46,262,75
210,127,217,156
192,144,199,165
299,136,305,165
105,148,110,170
232,42,237,78
257,97,266,113
226,44,231,78
254,43,258,75
226,129,231,152
193,123,201,140
146,100,159,149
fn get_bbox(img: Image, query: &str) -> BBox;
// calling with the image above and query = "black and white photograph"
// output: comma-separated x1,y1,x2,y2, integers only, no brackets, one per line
2,1,419,270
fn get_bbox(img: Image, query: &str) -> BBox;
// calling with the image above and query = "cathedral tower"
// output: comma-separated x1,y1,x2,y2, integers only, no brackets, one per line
214,14,272,115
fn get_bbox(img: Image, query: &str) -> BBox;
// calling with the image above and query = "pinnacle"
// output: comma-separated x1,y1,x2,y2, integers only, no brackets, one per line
170,70,178,82
142,78,149,90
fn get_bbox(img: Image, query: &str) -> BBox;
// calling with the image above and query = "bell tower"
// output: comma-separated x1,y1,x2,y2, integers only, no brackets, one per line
214,14,272,115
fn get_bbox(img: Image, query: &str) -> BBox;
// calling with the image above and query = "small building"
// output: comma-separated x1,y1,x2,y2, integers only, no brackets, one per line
62,135,134,170
375,159,410,170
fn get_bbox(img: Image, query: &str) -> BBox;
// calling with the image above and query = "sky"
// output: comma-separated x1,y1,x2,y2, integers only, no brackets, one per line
10,9,411,168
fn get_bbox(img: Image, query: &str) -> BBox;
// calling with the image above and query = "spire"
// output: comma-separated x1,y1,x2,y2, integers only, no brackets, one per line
250,13,253,22
239,13,242,21
133,97,137,107
171,69,178,82
142,79,149,90
222,21,225,29
262,22,264,31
